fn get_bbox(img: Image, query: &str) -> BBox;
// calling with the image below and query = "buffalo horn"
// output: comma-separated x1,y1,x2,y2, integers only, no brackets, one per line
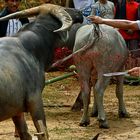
0,4,72,32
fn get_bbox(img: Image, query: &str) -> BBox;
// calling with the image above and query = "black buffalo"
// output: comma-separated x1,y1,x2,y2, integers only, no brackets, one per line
0,4,83,140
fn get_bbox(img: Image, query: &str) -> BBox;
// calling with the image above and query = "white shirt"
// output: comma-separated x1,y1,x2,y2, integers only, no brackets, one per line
73,0,95,10
6,19,22,36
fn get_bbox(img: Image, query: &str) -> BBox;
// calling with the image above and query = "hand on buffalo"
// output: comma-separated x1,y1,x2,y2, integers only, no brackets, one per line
128,67,140,77
87,16,103,24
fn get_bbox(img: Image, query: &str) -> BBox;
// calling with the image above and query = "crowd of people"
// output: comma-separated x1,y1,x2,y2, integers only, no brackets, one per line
0,0,140,77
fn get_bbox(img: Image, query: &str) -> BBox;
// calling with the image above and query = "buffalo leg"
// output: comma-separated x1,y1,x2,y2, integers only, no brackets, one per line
71,69,94,112
90,80,98,117
34,120,49,140
90,89,98,117
74,63,92,126
28,95,49,140
116,76,129,118
71,90,83,111
79,80,91,126
94,76,110,128
12,113,32,140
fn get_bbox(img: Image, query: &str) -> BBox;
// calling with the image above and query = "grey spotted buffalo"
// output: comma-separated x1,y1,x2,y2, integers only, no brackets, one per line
72,24,129,128
0,4,83,140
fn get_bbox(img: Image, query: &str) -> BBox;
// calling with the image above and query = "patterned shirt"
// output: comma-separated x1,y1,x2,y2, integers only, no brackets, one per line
91,1,115,19
6,19,22,36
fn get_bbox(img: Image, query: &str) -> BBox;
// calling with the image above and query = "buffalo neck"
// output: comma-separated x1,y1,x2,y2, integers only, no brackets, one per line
18,14,63,70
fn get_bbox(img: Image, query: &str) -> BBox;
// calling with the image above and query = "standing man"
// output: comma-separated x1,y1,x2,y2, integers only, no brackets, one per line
91,0,115,19
0,0,29,37
88,15,140,77
114,0,140,74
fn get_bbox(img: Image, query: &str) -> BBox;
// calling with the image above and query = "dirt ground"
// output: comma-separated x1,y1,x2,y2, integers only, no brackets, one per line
0,71,140,140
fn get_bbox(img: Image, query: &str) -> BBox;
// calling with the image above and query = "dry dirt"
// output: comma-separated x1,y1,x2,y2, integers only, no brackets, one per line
0,71,140,140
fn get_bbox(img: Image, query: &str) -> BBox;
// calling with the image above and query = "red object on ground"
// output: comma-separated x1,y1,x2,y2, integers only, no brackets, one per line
53,47,73,71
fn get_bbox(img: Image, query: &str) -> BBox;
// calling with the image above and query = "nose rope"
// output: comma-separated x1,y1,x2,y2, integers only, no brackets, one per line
79,23,101,55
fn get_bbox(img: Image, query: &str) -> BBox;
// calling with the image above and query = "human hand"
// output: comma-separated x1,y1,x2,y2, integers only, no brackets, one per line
87,16,103,24
128,67,140,77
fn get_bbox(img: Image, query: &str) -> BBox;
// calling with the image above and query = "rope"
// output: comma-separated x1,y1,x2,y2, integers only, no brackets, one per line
49,23,102,69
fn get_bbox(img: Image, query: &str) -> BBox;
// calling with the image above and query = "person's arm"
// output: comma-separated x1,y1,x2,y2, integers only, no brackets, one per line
88,16,140,30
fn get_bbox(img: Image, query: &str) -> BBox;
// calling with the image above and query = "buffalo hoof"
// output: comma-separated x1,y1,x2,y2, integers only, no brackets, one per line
79,120,90,127
90,111,98,117
99,120,109,129
119,112,130,118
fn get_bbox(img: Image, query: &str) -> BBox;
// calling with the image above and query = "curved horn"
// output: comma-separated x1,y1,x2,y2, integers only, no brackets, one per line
40,4,72,32
0,6,41,20
0,4,72,32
